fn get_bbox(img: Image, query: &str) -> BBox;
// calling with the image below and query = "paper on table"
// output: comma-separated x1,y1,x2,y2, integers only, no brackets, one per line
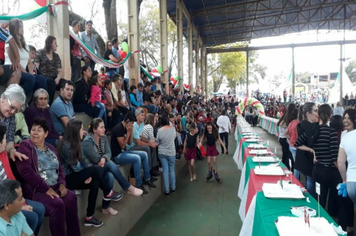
262,183,305,199
252,156,278,162
248,144,266,149
254,166,285,176
275,216,337,236
244,139,261,143
249,149,268,154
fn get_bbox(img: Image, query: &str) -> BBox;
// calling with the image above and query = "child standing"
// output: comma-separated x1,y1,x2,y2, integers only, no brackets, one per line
183,123,199,182
90,76,107,126
200,122,226,183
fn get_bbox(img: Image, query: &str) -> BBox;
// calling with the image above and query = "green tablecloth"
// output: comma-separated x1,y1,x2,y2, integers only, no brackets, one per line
252,191,341,236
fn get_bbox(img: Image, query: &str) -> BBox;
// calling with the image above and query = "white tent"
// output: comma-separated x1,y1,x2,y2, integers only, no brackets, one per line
329,68,354,104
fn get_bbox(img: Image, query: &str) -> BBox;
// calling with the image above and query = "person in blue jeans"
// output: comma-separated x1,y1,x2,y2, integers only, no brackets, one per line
22,199,46,236
110,112,152,194
156,114,176,195
82,118,143,197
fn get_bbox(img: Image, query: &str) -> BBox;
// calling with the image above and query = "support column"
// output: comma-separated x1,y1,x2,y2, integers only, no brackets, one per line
128,0,140,87
204,47,208,98
292,47,295,102
201,45,206,96
159,0,168,94
176,0,183,92
195,38,200,94
340,44,343,102
188,20,193,96
246,50,249,97
48,0,70,80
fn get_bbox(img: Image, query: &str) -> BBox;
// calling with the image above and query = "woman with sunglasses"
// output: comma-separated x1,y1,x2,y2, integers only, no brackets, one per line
0,84,28,162
24,89,60,146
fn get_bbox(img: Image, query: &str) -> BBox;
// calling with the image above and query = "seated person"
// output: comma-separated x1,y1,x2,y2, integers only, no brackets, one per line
24,88,60,146
58,119,124,226
50,80,75,136
14,112,29,144
127,108,160,177
0,125,45,236
0,179,34,236
142,82,158,113
103,79,121,129
35,35,66,104
15,118,80,236
111,112,152,194
82,118,143,197
72,65,100,118
111,75,130,115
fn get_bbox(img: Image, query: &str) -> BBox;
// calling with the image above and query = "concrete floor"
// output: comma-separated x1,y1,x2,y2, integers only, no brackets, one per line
127,127,282,236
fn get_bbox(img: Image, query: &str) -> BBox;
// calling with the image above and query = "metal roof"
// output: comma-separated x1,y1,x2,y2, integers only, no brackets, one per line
167,0,356,47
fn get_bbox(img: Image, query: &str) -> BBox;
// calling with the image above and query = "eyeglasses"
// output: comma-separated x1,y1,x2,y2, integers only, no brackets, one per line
6,98,20,113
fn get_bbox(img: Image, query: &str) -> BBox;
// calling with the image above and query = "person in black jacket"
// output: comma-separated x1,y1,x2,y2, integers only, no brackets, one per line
72,66,100,118
294,102,319,198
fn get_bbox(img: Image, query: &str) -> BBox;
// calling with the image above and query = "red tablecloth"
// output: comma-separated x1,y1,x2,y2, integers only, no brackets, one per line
245,169,303,215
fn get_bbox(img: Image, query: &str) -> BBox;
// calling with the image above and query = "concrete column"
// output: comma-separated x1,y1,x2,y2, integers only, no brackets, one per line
340,44,343,102
195,38,200,94
201,45,206,96
292,47,295,102
246,50,249,97
188,20,193,96
176,0,183,92
128,0,140,87
159,0,168,94
47,0,70,80
204,48,208,98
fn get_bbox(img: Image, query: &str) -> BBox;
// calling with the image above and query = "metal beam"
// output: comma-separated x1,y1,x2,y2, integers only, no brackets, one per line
292,47,295,102
201,45,206,95
159,0,169,94
195,37,200,93
204,47,208,98
340,44,343,103
188,19,193,96
206,40,356,54
128,0,140,87
177,0,184,92
246,50,249,98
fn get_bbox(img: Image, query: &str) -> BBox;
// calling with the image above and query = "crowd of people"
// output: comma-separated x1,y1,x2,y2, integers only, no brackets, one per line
276,102,356,235
0,18,235,236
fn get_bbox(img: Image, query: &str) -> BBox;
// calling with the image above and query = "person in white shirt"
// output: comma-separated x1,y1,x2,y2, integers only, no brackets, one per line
216,110,231,154
333,101,344,116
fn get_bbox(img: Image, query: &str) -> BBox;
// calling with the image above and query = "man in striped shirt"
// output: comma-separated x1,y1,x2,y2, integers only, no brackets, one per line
0,26,21,86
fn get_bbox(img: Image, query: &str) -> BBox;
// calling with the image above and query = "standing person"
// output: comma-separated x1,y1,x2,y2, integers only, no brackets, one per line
183,123,198,182
333,101,344,116
337,109,356,235
90,75,107,126
157,114,176,195
294,102,319,198
80,20,100,71
69,20,84,83
103,41,121,79
200,122,226,183
216,110,231,154
35,35,66,105
285,108,299,174
58,119,122,227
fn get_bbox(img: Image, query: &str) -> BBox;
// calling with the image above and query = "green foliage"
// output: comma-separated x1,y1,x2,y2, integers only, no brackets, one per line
345,60,356,84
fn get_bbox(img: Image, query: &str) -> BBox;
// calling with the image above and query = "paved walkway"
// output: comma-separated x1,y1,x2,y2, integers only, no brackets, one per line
128,127,282,236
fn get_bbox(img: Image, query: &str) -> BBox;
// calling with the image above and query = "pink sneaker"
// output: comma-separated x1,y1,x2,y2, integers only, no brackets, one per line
102,207,118,215
127,186,143,196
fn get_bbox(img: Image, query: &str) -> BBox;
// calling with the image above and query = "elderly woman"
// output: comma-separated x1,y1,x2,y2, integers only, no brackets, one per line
82,118,143,196
24,88,60,146
0,84,28,162
16,118,80,236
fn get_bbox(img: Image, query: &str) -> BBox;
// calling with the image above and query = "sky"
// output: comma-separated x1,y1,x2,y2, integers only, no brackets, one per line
5,0,356,92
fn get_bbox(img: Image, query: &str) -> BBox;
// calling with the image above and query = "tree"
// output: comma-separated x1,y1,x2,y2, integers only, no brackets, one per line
296,72,312,83
103,0,118,41
218,51,247,91
345,60,356,84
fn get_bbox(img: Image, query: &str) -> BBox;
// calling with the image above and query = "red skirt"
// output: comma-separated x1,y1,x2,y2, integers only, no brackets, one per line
206,144,219,156
185,147,197,160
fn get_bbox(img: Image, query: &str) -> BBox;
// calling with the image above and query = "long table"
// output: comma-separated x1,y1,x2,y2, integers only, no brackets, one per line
234,117,342,236
258,116,279,136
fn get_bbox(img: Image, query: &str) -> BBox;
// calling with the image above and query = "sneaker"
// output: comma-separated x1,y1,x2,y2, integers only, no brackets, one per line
127,186,143,197
102,207,118,215
170,189,176,194
137,185,148,194
84,216,103,227
213,169,222,183
103,191,123,201
151,177,158,182
206,170,213,182
165,192,170,196
143,179,157,188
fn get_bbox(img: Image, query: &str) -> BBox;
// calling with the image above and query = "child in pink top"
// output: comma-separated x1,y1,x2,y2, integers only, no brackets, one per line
91,76,107,126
